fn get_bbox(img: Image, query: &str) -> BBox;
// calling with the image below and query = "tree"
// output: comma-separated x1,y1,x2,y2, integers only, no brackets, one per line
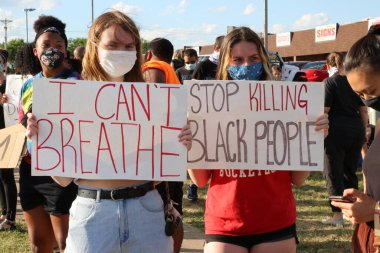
3,39,25,73
67,38,87,57
141,38,149,55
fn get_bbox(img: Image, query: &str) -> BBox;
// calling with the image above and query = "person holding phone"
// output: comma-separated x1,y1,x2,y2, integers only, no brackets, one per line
331,26,380,253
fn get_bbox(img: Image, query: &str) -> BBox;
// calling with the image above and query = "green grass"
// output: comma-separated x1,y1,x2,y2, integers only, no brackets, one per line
182,172,363,253
0,172,362,252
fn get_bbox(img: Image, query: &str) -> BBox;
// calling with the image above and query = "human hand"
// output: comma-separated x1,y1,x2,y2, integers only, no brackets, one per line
315,113,329,137
26,113,38,139
178,124,192,151
331,188,376,224
1,93,7,104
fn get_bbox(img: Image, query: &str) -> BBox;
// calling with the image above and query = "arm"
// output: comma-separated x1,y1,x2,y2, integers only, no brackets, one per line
359,106,368,129
187,169,212,188
290,171,310,187
142,68,166,83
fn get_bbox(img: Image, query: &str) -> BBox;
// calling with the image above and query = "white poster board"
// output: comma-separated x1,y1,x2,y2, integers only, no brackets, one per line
4,75,29,127
32,79,188,181
315,23,337,42
185,80,324,171
368,17,380,30
276,32,291,47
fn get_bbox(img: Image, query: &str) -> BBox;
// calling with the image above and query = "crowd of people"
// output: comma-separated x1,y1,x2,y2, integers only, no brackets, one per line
0,9,378,253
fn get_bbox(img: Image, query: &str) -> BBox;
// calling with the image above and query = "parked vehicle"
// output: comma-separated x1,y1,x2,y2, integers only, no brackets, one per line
300,61,328,82
269,52,306,81
285,61,309,69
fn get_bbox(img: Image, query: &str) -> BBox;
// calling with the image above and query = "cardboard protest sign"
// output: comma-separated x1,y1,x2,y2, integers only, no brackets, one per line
0,124,26,168
4,75,30,127
185,80,324,171
32,79,188,181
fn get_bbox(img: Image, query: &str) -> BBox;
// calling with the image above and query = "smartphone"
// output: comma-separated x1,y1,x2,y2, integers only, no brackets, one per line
329,196,354,203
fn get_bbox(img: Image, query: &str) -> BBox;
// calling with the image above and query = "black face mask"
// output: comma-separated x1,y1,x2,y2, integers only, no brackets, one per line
362,96,380,111
39,47,64,69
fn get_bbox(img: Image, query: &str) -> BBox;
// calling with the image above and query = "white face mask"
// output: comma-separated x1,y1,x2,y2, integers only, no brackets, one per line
185,63,196,71
98,48,137,78
328,66,338,77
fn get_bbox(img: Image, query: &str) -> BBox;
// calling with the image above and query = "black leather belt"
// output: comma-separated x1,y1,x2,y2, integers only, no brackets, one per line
77,182,155,200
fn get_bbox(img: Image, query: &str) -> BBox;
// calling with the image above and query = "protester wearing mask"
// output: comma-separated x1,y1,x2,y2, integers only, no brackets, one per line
192,35,224,80
26,11,192,253
18,16,79,252
175,48,198,84
331,26,380,253
322,52,367,226
188,27,329,253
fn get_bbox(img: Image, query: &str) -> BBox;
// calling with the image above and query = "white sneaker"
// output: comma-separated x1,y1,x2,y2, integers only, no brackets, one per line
321,217,344,226
0,219,16,231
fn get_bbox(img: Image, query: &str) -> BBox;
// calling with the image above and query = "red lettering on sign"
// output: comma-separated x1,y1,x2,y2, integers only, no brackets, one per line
47,80,76,115
60,118,77,173
79,120,94,174
160,126,181,177
95,83,116,120
36,119,61,171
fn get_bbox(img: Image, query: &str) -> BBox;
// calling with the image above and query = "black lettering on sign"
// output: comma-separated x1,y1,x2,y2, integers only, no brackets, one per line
0,134,11,160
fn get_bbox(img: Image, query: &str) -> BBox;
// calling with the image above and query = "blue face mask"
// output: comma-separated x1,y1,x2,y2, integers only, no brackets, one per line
0,63,3,72
227,62,263,80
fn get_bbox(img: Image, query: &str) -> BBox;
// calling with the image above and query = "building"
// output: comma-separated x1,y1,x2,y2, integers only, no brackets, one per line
199,18,379,61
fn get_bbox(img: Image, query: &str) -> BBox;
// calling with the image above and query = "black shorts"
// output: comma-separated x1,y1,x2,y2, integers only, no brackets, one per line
18,159,77,215
205,224,299,250
156,181,184,215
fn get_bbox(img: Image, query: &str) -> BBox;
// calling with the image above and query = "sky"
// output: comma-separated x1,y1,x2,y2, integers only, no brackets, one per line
0,0,380,50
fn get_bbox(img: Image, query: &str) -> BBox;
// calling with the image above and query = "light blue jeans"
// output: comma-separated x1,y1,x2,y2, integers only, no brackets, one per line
65,189,173,253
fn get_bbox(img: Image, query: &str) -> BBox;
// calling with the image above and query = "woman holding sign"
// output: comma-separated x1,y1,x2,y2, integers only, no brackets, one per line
27,11,192,253
188,27,329,253
17,16,79,252
331,26,380,253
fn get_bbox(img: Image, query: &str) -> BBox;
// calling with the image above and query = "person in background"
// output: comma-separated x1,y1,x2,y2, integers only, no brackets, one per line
0,48,18,231
142,37,184,253
332,25,380,253
176,48,198,84
171,49,184,71
322,52,367,226
188,26,329,253
14,43,42,77
27,11,192,253
18,15,79,252
73,46,85,61
192,35,224,80
271,64,282,81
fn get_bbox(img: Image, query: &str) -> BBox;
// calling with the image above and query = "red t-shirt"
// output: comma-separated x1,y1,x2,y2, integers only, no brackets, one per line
205,169,296,236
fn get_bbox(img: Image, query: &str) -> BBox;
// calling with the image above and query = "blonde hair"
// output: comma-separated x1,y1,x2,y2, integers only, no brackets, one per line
216,27,272,80
82,11,144,82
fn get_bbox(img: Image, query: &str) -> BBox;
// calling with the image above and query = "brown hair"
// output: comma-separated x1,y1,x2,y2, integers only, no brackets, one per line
82,11,144,82
216,27,272,80
326,52,344,73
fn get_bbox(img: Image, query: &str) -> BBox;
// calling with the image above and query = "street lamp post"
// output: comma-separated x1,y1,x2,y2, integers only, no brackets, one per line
0,18,13,50
24,8,36,43
264,0,268,50
91,0,94,23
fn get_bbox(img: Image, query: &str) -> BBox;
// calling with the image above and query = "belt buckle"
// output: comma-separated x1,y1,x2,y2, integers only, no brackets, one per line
110,189,119,200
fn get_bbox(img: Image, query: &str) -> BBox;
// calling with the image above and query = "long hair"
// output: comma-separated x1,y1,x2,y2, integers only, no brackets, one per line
326,52,344,73
81,11,144,82
216,27,272,80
